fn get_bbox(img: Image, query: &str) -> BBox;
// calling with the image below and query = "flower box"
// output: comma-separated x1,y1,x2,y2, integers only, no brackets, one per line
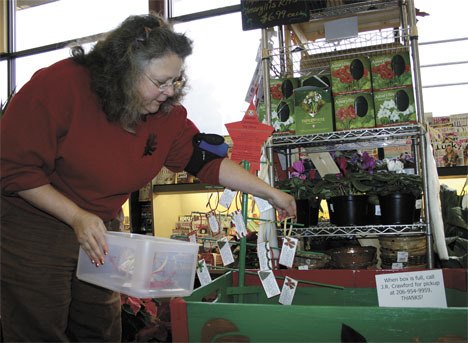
374,86,416,126
330,57,372,95
370,51,413,91
333,91,376,130
293,86,334,135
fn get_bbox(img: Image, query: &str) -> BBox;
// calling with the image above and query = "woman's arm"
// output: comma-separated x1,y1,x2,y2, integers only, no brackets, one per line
218,158,296,220
18,184,108,266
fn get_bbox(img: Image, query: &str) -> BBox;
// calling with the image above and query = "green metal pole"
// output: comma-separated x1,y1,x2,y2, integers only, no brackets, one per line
238,160,250,302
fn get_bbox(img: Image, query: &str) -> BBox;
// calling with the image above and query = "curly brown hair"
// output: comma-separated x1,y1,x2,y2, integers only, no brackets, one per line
72,13,192,130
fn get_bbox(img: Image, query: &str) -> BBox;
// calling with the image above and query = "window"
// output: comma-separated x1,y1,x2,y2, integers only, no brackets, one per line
174,12,261,134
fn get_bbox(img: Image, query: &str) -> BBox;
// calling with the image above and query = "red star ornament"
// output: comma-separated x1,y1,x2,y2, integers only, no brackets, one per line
225,101,274,174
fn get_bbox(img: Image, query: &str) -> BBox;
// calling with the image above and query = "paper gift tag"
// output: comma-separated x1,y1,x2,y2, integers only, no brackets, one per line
257,242,273,271
279,276,298,305
232,210,247,238
196,259,212,286
219,189,237,209
257,270,280,298
207,212,220,234
253,196,272,212
279,237,298,268
397,251,409,263
217,237,235,266
188,230,197,243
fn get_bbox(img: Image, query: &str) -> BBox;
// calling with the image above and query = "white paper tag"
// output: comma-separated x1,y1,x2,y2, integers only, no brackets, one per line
254,196,273,212
217,237,235,266
329,203,334,212
397,251,409,263
279,276,298,305
279,237,298,268
196,259,212,286
257,270,280,298
415,199,422,210
392,262,404,269
298,265,309,270
232,211,247,238
375,269,447,308
207,212,220,234
375,205,381,216
219,189,237,209
202,239,212,251
188,230,197,243
257,242,272,271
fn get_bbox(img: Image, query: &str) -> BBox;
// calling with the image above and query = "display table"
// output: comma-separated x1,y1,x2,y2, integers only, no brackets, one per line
170,269,467,342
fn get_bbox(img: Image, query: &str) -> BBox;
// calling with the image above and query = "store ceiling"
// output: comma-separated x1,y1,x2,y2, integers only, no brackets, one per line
16,0,59,10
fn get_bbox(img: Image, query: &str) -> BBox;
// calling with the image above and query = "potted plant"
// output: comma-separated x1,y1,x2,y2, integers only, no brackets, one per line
121,294,172,342
370,170,423,225
275,159,320,226
311,151,375,226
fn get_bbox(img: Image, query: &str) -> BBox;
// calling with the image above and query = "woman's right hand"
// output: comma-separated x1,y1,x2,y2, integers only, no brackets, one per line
70,209,109,267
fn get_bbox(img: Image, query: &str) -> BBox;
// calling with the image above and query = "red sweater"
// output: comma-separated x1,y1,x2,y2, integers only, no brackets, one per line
1,59,222,221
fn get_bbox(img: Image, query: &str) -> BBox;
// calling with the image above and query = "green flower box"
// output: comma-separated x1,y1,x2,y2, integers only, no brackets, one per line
293,86,334,135
371,52,413,91
374,86,416,126
334,92,376,131
330,57,372,95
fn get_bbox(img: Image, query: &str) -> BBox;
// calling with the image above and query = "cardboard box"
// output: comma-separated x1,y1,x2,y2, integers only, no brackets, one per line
293,86,334,134
77,232,199,298
370,51,413,90
258,77,300,133
334,92,375,130
330,57,372,95
374,87,416,126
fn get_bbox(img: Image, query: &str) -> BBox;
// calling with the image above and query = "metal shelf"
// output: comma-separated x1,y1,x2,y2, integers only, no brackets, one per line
309,0,400,20
271,124,424,149
270,27,409,78
278,222,427,238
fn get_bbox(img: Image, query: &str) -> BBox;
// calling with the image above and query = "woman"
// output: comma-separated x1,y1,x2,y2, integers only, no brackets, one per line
0,13,296,341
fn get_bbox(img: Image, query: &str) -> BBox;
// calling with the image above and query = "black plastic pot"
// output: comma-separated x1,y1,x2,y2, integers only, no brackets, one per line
327,195,369,226
296,198,320,227
378,193,416,225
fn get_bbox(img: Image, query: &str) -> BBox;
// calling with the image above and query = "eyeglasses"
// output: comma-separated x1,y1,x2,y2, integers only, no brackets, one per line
144,73,185,92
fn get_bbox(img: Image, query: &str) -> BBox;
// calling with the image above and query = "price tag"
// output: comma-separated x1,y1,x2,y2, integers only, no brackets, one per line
257,270,280,298
207,212,220,234
254,196,272,212
375,269,447,308
415,199,422,209
188,230,197,243
375,205,381,216
279,276,298,305
232,211,247,238
196,259,212,286
219,189,237,209
397,251,409,263
392,262,404,269
279,237,298,268
217,237,235,266
257,242,272,271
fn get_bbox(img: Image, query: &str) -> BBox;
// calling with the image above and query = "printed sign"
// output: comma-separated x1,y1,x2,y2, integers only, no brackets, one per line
375,269,447,308
240,0,310,31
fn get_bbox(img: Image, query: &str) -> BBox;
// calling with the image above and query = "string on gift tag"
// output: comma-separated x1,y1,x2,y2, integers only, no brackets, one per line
282,217,294,237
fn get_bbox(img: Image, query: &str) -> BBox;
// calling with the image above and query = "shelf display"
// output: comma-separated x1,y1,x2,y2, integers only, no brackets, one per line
260,0,437,268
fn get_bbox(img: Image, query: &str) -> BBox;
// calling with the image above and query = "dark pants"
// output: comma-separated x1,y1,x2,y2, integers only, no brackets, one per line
0,197,122,342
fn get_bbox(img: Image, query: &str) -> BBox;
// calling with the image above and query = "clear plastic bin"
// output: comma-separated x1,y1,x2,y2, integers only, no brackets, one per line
77,232,199,298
